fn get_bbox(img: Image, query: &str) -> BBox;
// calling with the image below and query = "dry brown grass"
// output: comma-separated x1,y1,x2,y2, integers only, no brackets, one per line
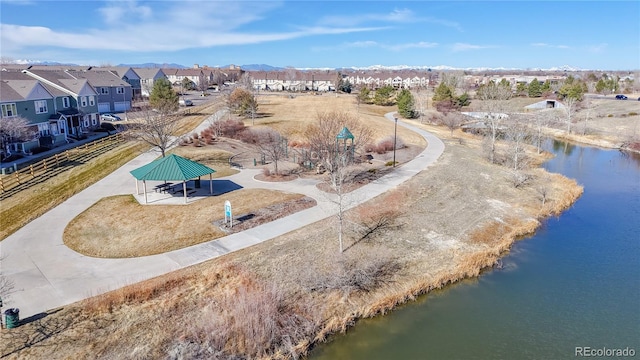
167,146,239,178
63,189,308,258
4,94,587,360
254,93,426,148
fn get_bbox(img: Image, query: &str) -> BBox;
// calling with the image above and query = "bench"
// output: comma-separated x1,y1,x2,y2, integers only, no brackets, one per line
187,190,197,197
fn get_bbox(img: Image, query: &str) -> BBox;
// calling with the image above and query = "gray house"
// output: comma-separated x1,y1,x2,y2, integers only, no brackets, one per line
64,70,132,113
101,67,142,100
22,69,100,137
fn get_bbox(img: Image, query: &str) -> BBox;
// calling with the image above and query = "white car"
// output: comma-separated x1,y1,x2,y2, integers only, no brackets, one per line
179,99,193,106
101,113,121,121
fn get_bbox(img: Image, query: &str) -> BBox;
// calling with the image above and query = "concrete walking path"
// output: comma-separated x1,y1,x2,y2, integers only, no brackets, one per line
1,112,444,319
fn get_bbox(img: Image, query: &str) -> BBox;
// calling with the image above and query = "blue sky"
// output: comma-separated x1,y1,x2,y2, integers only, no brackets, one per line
1,1,638,70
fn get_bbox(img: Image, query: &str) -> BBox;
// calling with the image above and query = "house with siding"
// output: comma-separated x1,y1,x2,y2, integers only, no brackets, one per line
1,75,56,155
22,69,100,137
64,70,132,113
100,67,142,100
133,68,168,97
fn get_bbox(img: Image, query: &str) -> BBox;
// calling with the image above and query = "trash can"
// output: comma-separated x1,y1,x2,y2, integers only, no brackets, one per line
4,308,19,329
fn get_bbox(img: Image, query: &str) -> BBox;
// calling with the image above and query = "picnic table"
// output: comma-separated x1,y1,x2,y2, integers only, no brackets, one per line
153,182,174,193
173,187,194,196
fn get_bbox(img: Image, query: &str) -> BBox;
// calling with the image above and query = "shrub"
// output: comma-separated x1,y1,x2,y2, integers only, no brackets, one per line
607,114,613,117
629,112,638,116
219,119,246,138
385,160,397,166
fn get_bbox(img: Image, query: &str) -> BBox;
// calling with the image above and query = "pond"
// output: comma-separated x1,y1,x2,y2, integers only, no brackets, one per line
310,141,640,359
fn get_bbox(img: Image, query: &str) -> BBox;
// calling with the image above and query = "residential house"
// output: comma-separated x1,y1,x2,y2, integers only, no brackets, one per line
22,69,100,137
133,68,168,97
164,68,207,90
1,73,56,155
101,67,142,100
64,70,132,113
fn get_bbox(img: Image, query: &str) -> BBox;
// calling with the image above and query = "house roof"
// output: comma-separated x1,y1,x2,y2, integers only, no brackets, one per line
23,69,89,96
132,68,167,80
2,79,53,100
0,81,24,102
65,70,130,87
1,70,67,97
130,154,216,181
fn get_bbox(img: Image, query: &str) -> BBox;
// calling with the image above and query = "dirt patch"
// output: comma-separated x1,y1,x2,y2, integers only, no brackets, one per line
214,196,316,233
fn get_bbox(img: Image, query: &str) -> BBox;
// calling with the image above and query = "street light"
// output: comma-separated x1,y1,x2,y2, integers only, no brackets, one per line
393,117,398,167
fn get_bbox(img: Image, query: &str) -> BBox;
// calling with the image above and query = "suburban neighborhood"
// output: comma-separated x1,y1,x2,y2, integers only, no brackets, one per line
1,1,639,359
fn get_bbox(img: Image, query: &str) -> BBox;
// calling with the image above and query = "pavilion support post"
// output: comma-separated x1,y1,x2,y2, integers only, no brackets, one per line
143,180,148,204
209,174,213,194
135,179,139,195
183,181,187,204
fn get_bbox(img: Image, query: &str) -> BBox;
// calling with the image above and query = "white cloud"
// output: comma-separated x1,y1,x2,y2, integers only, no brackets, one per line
451,43,497,52
531,42,570,49
98,1,152,25
314,40,438,52
1,1,385,55
319,8,461,31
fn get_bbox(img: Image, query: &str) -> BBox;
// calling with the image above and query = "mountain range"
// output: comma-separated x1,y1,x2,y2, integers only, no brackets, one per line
4,59,586,72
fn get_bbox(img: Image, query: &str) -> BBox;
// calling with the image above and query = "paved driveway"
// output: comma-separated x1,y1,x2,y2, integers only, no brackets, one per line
1,112,444,318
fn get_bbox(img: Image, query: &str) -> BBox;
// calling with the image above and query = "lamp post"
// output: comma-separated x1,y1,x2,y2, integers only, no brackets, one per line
393,117,398,167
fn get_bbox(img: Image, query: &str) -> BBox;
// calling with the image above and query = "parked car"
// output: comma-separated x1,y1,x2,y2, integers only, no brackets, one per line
101,113,122,121
179,99,193,106
615,95,628,100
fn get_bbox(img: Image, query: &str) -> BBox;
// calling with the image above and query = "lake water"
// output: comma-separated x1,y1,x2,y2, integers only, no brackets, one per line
310,141,640,359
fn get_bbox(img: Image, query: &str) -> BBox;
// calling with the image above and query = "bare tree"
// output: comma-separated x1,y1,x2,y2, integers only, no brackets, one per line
580,97,593,135
476,82,512,163
131,106,180,157
562,97,579,134
305,111,372,253
504,114,531,170
0,116,35,156
532,111,550,154
440,112,463,135
304,110,372,170
251,128,287,175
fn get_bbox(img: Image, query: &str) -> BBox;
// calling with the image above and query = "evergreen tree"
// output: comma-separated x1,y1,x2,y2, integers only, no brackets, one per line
541,80,551,94
358,87,371,104
149,78,178,114
516,82,527,97
454,92,471,108
397,89,415,118
374,85,395,106
528,78,542,97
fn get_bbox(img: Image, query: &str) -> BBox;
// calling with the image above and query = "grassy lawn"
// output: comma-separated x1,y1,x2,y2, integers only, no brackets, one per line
0,142,148,241
63,189,308,258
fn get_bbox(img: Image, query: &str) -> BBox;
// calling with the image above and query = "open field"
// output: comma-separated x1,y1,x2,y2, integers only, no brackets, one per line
1,94,584,359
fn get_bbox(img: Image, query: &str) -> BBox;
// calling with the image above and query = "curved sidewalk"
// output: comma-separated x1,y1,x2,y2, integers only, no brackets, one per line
1,113,444,319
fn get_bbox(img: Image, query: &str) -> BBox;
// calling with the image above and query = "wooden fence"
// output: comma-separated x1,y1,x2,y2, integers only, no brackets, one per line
0,133,126,196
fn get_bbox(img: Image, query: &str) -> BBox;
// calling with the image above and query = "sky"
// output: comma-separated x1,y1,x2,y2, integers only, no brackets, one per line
1,1,639,70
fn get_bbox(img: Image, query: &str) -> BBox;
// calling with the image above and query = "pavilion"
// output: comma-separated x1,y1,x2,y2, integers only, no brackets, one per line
130,154,216,204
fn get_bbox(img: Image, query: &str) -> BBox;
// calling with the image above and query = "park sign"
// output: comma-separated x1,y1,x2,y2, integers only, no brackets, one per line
224,200,232,228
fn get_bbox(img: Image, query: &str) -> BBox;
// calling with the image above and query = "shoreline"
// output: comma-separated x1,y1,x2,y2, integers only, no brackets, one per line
1,116,586,360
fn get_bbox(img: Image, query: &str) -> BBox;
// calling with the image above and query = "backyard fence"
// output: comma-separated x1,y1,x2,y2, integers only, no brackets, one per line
0,133,126,198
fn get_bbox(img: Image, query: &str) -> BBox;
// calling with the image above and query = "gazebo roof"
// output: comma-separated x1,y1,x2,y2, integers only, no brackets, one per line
336,126,354,140
130,154,216,181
